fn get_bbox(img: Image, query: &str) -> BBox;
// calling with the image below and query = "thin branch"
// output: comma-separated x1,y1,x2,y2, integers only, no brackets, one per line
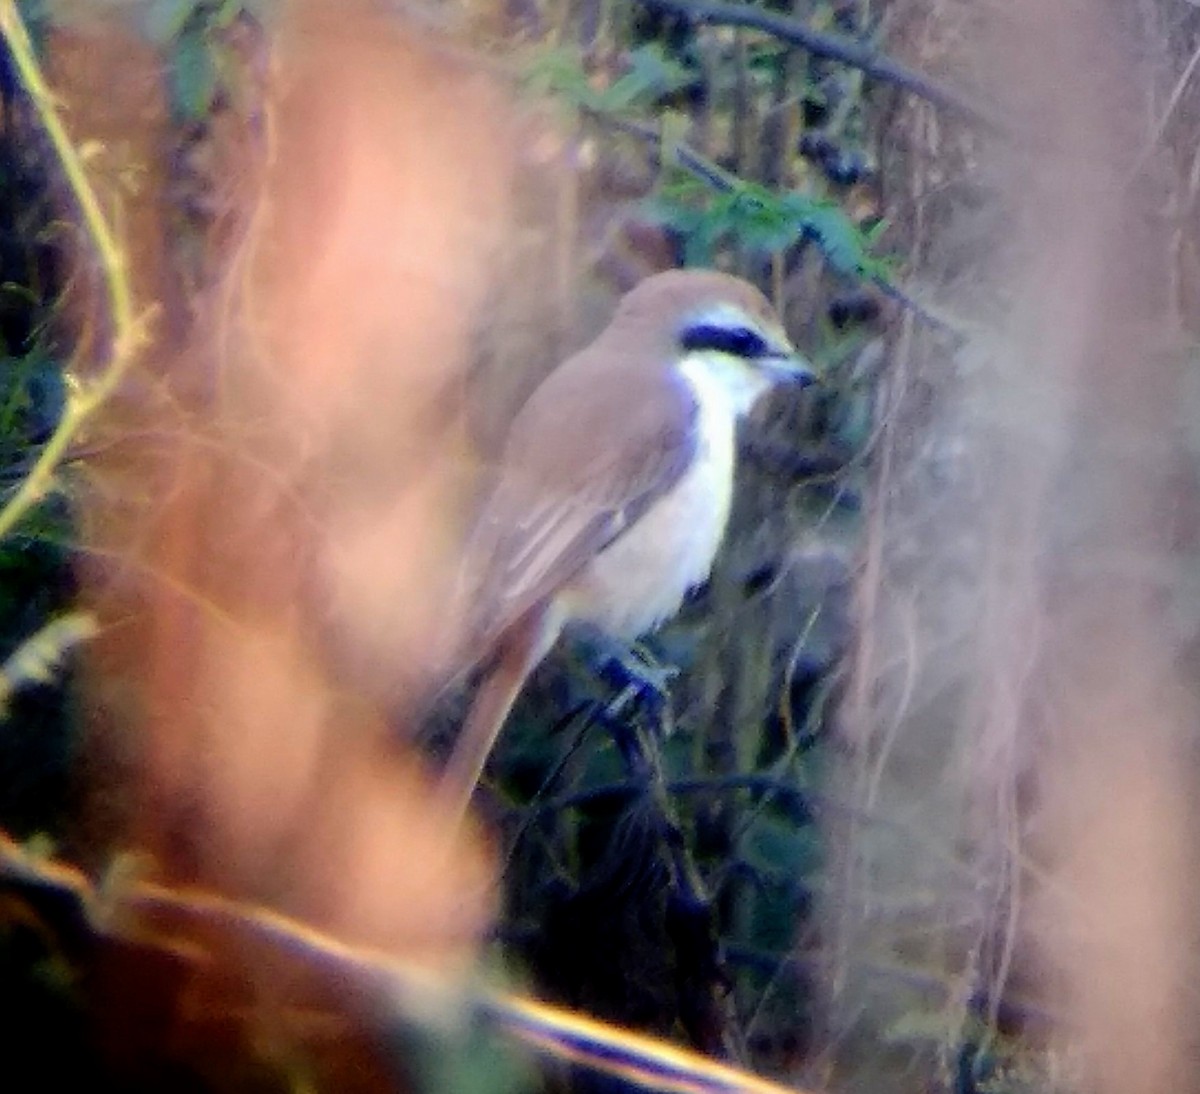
596,110,736,189
0,1,156,542
634,0,1007,136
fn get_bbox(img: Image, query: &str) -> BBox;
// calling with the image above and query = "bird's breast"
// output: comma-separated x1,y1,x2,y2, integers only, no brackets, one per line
560,364,739,639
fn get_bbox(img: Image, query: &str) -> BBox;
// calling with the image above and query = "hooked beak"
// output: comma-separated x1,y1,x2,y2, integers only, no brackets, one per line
761,343,818,387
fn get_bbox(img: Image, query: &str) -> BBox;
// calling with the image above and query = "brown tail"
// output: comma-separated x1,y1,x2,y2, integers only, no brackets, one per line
435,608,560,824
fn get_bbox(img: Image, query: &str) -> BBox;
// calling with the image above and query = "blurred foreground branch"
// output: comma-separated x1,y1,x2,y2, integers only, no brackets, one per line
0,829,812,1094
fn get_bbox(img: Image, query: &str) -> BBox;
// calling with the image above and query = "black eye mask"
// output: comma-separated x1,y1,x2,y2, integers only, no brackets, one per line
679,323,771,359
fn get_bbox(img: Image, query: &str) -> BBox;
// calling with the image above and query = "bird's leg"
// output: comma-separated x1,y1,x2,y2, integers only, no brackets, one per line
435,608,559,825
602,642,679,698
600,648,677,733
566,623,678,725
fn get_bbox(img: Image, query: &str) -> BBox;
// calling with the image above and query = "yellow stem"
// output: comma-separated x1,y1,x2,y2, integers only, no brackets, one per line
0,1,154,542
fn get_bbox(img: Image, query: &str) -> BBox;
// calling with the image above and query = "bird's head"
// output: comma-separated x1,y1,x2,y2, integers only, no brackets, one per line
613,269,817,414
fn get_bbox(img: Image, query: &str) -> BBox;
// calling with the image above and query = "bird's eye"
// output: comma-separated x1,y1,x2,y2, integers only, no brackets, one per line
680,322,771,359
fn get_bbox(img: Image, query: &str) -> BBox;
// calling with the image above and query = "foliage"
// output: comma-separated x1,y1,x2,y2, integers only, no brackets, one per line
488,2,905,1089
0,0,905,1091
645,172,890,273
525,42,695,115
525,34,890,287
0,31,79,838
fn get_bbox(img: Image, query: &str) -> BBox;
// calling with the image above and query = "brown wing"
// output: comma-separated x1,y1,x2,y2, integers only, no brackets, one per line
460,353,698,659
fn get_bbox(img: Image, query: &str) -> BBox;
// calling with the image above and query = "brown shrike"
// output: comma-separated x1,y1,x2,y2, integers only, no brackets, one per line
438,269,815,817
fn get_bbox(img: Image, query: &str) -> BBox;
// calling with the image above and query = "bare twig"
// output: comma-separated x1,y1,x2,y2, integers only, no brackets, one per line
597,110,736,189
634,0,1007,135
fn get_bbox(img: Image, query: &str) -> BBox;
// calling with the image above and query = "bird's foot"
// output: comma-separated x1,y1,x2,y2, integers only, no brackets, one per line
565,624,678,726
598,645,676,712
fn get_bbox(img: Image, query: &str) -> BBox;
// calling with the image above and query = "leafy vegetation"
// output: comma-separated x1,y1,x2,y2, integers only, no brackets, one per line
0,0,953,1091
469,3,889,1088
0,46,77,841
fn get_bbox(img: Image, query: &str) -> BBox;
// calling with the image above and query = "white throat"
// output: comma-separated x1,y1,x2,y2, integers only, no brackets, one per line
677,350,775,418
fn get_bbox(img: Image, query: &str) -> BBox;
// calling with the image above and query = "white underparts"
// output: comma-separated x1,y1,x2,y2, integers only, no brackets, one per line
559,351,768,638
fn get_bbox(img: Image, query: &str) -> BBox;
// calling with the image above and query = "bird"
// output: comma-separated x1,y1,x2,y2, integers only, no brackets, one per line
436,268,815,819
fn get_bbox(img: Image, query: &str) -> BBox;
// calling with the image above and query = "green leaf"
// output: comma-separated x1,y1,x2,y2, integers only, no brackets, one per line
141,0,200,44
522,48,596,109
640,190,705,235
783,195,875,277
595,43,692,111
724,187,795,252
626,43,693,94
593,73,647,113
864,216,891,244
170,28,217,120
643,163,886,280
528,43,694,115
